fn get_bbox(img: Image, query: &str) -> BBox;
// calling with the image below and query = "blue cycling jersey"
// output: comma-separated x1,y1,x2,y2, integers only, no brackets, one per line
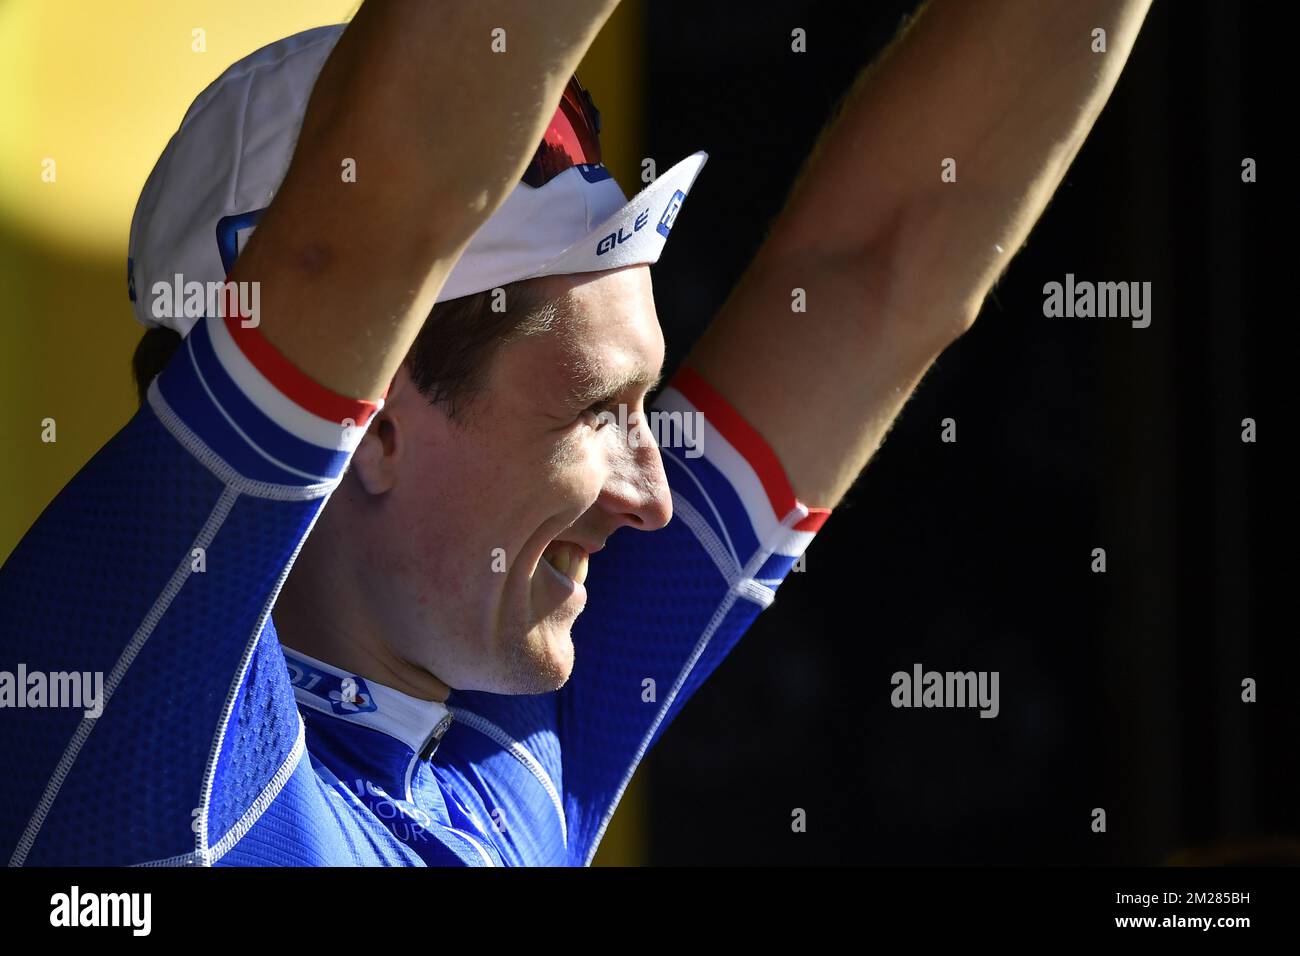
0,314,828,866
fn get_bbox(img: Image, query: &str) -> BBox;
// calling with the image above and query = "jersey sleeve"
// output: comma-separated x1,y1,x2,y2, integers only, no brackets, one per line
557,366,831,862
0,315,377,866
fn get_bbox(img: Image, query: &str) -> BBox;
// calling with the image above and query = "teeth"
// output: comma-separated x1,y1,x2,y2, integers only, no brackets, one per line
547,545,571,577
543,542,589,586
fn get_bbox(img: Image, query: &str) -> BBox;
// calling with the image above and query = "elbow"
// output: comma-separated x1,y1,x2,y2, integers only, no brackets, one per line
868,193,1001,351
841,219,984,357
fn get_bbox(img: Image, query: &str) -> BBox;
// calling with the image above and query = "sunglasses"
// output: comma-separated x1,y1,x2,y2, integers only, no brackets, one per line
521,74,603,188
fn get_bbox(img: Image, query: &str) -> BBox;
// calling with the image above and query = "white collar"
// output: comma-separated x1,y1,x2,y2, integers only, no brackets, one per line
283,647,453,759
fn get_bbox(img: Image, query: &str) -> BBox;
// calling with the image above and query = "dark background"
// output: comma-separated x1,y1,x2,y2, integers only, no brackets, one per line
634,1,1288,864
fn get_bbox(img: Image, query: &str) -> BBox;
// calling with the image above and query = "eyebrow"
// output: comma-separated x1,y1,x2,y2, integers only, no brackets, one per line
545,291,666,406
566,361,665,407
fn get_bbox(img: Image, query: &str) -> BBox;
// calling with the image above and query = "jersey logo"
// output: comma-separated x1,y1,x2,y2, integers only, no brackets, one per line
285,658,378,716
349,779,433,845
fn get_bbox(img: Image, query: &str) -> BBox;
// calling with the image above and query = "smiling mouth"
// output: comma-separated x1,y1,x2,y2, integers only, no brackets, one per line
541,540,590,586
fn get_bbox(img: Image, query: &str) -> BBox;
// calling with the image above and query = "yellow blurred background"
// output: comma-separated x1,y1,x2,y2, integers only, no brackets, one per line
0,0,648,866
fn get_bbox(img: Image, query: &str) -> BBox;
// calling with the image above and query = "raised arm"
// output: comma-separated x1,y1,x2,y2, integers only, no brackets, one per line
234,0,621,400
0,0,621,866
685,0,1154,507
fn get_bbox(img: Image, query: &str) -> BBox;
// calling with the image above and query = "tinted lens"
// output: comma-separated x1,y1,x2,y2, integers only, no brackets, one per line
521,76,602,188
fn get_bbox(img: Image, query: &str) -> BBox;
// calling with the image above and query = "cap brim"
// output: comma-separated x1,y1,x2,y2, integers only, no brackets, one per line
524,150,708,280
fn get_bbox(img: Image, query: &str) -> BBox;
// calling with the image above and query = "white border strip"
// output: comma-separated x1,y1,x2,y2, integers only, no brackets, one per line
207,316,371,452
149,380,336,501
655,386,785,542
186,334,336,484
667,493,742,581
195,479,336,859
207,717,308,864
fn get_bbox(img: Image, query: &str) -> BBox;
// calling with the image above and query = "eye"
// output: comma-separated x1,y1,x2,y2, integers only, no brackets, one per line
578,401,618,430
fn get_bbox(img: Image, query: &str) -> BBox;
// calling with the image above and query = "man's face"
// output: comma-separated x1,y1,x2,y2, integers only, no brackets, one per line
346,264,672,695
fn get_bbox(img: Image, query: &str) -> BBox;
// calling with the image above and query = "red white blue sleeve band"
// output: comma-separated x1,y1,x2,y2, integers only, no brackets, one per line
653,365,831,582
150,315,382,487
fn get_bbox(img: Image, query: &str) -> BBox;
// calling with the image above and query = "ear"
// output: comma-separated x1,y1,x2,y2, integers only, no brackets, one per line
349,367,414,496
350,415,398,496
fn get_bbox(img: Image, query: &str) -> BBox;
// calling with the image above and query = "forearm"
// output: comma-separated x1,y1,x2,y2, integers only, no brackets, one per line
305,0,614,230
772,0,1153,335
684,0,1153,509
239,0,620,398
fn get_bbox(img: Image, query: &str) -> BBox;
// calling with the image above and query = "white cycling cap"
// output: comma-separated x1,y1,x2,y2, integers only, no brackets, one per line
127,23,708,336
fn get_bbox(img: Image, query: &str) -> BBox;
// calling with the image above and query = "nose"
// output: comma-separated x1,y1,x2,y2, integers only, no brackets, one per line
598,417,673,532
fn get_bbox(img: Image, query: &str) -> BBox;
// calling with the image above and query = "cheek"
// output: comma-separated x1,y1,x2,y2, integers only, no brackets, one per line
376,508,458,609
385,427,535,596
377,453,477,598
550,429,616,502
383,419,609,594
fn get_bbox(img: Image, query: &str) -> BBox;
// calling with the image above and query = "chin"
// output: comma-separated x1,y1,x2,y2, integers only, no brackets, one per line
497,616,575,695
